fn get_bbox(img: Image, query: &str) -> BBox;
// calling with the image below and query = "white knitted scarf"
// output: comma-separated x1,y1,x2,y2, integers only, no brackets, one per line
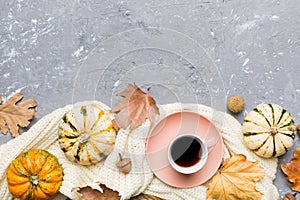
0,102,279,200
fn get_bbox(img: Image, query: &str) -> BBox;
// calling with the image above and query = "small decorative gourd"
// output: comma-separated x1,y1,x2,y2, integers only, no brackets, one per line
58,103,116,165
6,149,63,200
242,104,296,158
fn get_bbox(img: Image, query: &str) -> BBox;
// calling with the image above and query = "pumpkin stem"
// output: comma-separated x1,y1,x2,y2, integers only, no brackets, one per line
30,176,39,185
270,126,278,135
78,132,90,144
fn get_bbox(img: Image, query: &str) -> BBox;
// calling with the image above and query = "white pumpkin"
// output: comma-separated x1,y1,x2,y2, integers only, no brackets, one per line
58,102,116,165
242,104,296,158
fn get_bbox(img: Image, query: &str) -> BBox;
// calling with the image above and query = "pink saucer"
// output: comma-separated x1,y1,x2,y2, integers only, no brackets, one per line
146,111,224,188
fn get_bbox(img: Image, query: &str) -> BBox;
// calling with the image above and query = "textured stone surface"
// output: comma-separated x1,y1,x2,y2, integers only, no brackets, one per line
0,0,299,198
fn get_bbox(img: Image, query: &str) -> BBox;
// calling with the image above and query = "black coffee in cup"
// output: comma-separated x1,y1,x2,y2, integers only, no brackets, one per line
170,135,202,167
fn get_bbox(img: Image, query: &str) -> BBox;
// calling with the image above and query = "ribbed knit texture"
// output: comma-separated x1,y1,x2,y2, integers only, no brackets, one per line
0,102,279,200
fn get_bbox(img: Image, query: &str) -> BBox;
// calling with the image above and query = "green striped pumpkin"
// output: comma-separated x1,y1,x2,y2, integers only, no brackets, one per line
58,103,116,165
242,104,296,158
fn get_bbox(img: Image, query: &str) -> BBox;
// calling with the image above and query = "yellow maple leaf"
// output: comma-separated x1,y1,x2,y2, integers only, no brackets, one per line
206,154,265,200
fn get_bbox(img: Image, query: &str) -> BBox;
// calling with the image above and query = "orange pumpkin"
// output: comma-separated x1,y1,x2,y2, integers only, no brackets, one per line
6,149,63,200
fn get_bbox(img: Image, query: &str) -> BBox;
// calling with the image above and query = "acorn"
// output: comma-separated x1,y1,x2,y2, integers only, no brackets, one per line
227,96,245,114
116,153,131,174
283,193,297,200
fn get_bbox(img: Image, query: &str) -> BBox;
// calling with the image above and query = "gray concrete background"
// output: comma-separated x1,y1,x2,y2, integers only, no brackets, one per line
0,0,299,199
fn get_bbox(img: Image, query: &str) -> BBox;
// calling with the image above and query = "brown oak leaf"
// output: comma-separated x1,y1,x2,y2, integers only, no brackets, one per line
75,184,163,200
112,84,159,130
281,148,300,192
0,93,37,137
75,184,120,200
206,154,265,200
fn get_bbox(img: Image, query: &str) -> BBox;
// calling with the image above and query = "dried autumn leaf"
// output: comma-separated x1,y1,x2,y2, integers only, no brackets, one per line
0,93,37,137
132,194,163,200
281,148,300,192
75,184,163,200
112,84,159,130
75,184,120,200
206,154,265,200
283,193,297,200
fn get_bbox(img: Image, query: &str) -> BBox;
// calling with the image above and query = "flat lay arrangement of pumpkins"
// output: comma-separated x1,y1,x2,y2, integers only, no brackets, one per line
1,85,299,200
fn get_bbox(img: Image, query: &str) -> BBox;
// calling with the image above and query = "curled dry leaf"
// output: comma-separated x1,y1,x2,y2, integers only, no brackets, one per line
281,148,300,192
283,193,297,200
112,84,159,130
132,194,163,200
0,93,37,137
74,184,120,200
206,154,265,200
75,184,163,200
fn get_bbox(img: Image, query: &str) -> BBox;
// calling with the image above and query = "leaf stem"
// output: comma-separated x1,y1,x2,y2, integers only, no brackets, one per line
223,139,233,157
